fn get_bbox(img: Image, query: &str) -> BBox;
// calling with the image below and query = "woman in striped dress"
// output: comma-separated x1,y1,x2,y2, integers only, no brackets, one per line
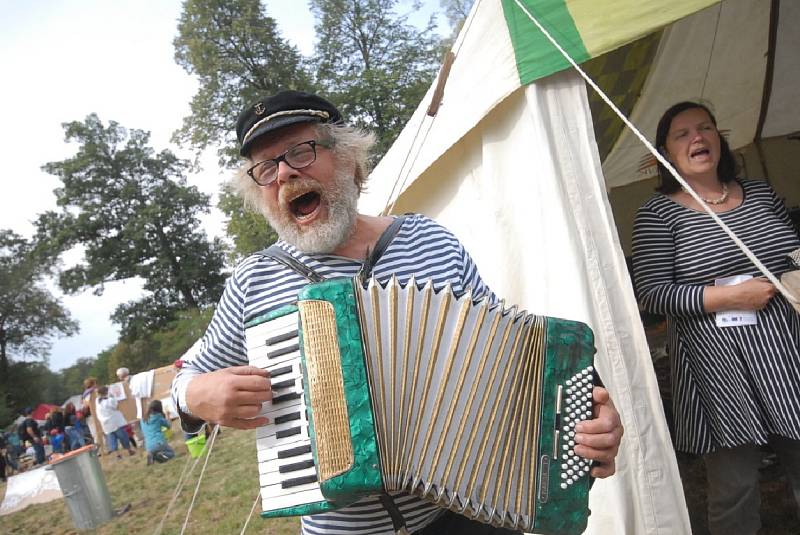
632,101,800,535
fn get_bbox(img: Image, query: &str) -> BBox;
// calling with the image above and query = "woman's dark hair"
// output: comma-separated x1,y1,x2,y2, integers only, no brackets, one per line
655,101,738,194
146,399,164,421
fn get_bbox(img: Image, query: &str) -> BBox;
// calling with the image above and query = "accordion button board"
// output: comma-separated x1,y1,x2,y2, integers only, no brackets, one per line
246,277,597,534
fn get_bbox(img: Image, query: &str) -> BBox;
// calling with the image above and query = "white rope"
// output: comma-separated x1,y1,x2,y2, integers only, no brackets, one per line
383,119,435,216
152,429,208,535
239,490,262,535
179,424,220,535
510,0,798,305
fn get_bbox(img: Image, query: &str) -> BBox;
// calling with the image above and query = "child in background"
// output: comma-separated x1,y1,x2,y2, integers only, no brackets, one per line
74,411,93,446
141,400,175,465
49,429,65,455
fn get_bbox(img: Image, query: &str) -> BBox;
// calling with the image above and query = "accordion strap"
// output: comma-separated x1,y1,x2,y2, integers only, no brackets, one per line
257,245,326,282
258,215,410,283
378,493,409,534
358,215,409,283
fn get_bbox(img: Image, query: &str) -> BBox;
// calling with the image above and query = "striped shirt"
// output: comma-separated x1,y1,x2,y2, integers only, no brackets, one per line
173,214,491,534
632,179,800,454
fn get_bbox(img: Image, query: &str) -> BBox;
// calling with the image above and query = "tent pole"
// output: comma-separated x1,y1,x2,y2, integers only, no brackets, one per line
753,0,780,157
752,0,780,185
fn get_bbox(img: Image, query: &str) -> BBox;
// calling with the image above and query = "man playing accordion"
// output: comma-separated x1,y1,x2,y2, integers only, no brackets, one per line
172,90,623,535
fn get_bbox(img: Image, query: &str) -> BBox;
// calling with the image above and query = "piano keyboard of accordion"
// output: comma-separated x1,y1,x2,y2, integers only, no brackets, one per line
245,276,596,534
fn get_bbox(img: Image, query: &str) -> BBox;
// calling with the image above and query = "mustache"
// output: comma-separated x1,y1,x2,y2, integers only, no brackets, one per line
277,178,322,206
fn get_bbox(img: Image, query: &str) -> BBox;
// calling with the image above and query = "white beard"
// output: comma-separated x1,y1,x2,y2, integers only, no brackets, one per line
262,167,359,254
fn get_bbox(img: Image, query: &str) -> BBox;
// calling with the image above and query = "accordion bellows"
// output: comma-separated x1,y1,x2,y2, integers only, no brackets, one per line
246,277,596,534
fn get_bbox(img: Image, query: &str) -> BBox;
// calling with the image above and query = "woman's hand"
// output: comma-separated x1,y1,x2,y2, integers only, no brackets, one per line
574,387,624,478
705,277,776,312
730,277,776,310
185,366,272,429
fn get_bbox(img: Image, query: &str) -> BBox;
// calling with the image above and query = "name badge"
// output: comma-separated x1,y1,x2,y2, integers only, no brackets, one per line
714,275,758,327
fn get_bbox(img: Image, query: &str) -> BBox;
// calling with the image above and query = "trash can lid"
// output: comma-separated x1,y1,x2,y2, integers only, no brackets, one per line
49,444,98,465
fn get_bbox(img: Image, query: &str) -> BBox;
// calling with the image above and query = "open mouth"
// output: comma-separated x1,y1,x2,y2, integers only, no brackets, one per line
690,148,710,158
289,191,322,221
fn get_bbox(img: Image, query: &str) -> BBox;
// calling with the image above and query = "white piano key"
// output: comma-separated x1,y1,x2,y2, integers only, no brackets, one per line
257,396,304,419
268,380,304,397
270,374,304,392
261,480,319,500
247,347,300,370
259,450,315,476
246,314,299,351
261,486,325,513
249,345,302,368
261,400,305,420
256,409,308,440
257,424,310,451
266,363,302,385
256,420,307,443
257,439,312,464
260,465,317,488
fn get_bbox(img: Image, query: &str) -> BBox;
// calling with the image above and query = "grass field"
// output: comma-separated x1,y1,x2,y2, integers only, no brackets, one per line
1,424,797,534
0,427,299,535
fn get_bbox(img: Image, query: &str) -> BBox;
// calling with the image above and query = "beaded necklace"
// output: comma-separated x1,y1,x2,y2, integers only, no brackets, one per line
683,182,729,205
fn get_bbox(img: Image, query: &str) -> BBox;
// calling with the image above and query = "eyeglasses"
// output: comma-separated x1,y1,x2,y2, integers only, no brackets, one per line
246,140,328,186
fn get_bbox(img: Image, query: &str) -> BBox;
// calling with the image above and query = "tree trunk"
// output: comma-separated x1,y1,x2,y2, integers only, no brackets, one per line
155,226,198,309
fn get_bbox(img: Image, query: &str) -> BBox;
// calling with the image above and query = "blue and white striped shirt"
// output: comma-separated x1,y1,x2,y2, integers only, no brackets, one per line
173,214,492,534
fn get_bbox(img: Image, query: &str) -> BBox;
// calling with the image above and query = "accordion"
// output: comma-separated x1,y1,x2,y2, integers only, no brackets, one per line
245,276,596,534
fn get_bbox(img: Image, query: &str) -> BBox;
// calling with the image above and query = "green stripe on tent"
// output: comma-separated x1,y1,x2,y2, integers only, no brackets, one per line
501,0,590,85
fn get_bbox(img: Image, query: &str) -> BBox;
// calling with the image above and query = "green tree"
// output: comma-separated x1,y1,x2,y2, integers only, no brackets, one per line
173,0,314,167
218,184,278,263
37,115,227,340
2,361,68,420
310,0,442,157
439,0,473,36
90,348,114,384
150,307,215,361
103,307,214,379
0,230,78,382
60,357,99,396
106,338,159,381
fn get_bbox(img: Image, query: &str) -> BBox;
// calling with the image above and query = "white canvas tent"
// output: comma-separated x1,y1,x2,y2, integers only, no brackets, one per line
591,0,800,254
601,0,800,189
362,0,798,532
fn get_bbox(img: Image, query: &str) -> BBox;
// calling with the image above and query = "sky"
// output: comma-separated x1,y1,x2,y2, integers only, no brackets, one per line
0,0,445,372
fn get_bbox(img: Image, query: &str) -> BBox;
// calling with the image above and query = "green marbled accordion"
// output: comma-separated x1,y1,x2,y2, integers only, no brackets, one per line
245,277,595,534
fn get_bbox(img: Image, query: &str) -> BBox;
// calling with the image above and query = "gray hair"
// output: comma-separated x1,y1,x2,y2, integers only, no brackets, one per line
231,124,376,218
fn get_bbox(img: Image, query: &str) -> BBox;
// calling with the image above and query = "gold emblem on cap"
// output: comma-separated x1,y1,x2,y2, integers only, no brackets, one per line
254,102,266,115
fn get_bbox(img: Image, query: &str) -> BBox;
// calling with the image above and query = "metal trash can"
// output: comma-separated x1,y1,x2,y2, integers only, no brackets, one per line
48,445,114,530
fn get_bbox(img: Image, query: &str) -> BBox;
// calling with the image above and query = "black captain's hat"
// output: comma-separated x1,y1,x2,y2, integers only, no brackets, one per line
236,90,342,156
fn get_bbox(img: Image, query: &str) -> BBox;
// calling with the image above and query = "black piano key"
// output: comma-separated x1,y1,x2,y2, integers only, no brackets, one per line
266,331,297,346
271,378,295,390
277,445,312,459
274,411,301,425
272,392,302,404
268,343,300,359
270,365,292,377
282,474,318,489
279,459,316,473
276,426,301,439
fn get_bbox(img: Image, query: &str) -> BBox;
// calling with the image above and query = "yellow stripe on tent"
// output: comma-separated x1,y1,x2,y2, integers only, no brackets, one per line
503,0,719,85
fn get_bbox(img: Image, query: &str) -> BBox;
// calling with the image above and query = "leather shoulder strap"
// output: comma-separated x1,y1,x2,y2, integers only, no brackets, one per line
358,215,410,283
256,245,326,283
